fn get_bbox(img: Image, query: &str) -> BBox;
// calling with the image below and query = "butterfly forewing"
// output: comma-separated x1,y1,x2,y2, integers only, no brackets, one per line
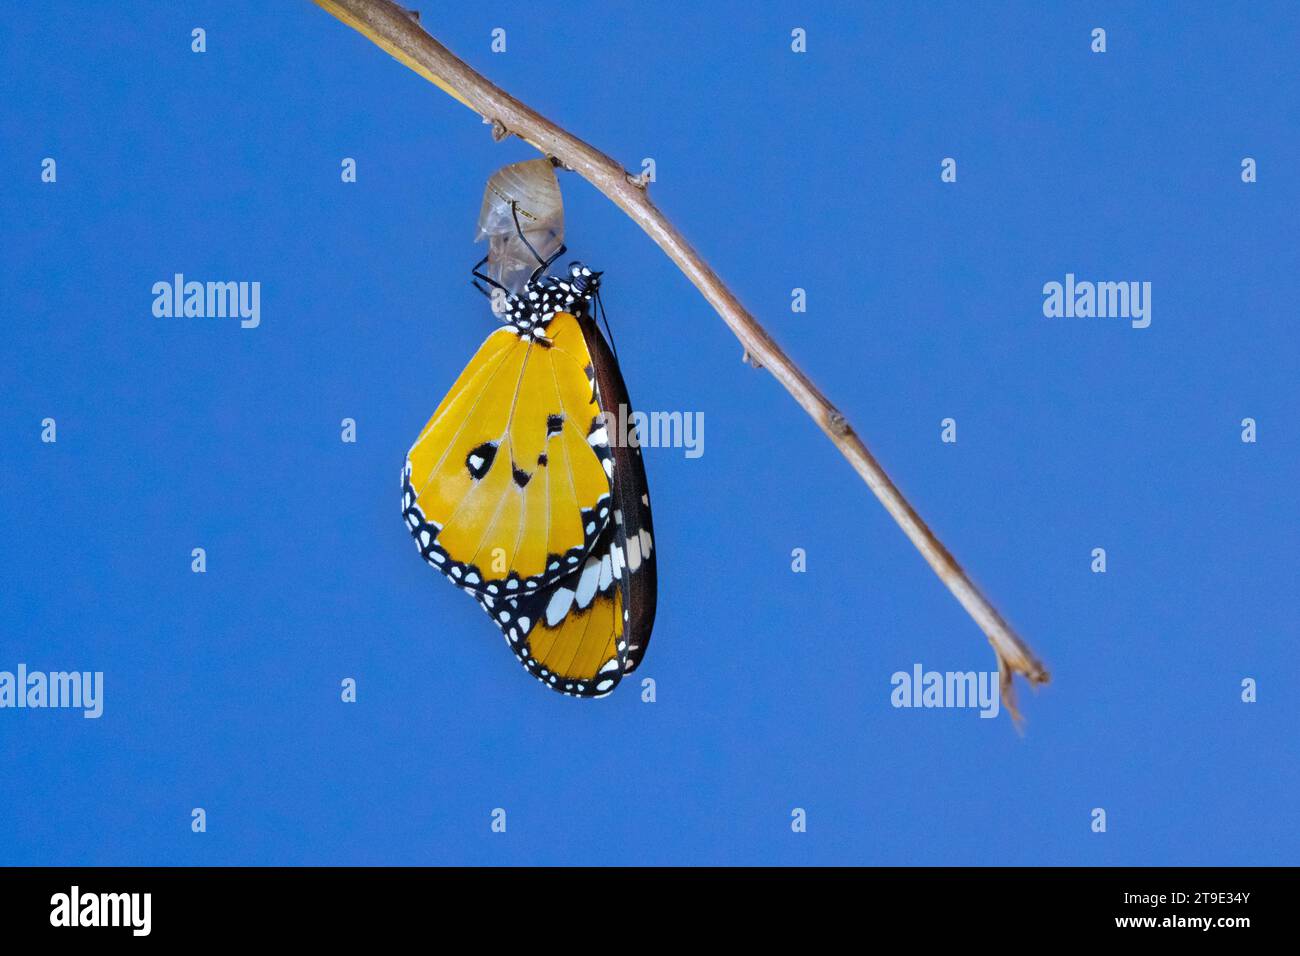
404,314,612,594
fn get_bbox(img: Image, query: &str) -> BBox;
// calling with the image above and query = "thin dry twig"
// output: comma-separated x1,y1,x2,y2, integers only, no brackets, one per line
309,0,1051,719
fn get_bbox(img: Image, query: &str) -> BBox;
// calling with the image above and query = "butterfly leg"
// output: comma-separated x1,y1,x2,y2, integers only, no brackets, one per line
471,256,517,319
471,255,508,294
510,201,548,267
511,201,567,283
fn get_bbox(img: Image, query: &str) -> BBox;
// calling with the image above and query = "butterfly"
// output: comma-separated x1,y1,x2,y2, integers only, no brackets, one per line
402,221,656,697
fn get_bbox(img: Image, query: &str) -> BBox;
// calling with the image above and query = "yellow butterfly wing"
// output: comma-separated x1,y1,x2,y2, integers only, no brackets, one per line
402,313,613,595
457,308,657,698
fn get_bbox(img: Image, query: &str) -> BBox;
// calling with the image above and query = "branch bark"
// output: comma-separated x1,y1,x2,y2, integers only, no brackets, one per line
310,0,1051,719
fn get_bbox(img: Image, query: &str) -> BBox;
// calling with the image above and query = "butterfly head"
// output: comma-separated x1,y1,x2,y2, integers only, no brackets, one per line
566,262,602,296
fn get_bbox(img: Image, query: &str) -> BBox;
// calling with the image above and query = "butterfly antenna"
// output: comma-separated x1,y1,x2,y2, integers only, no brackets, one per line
595,288,619,361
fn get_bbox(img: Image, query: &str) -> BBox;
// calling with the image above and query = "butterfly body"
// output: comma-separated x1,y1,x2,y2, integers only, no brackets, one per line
403,263,656,697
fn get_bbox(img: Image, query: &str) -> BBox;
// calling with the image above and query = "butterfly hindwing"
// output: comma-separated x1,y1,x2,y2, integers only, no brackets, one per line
473,524,627,697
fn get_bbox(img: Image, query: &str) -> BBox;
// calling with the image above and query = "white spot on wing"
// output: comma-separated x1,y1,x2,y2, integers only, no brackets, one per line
574,557,601,608
545,587,575,626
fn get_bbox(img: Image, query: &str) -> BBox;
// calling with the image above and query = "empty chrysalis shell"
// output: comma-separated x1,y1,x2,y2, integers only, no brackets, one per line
475,158,564,296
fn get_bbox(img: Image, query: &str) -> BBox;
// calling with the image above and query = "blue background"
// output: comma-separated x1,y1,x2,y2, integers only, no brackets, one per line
1,1,1296,865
